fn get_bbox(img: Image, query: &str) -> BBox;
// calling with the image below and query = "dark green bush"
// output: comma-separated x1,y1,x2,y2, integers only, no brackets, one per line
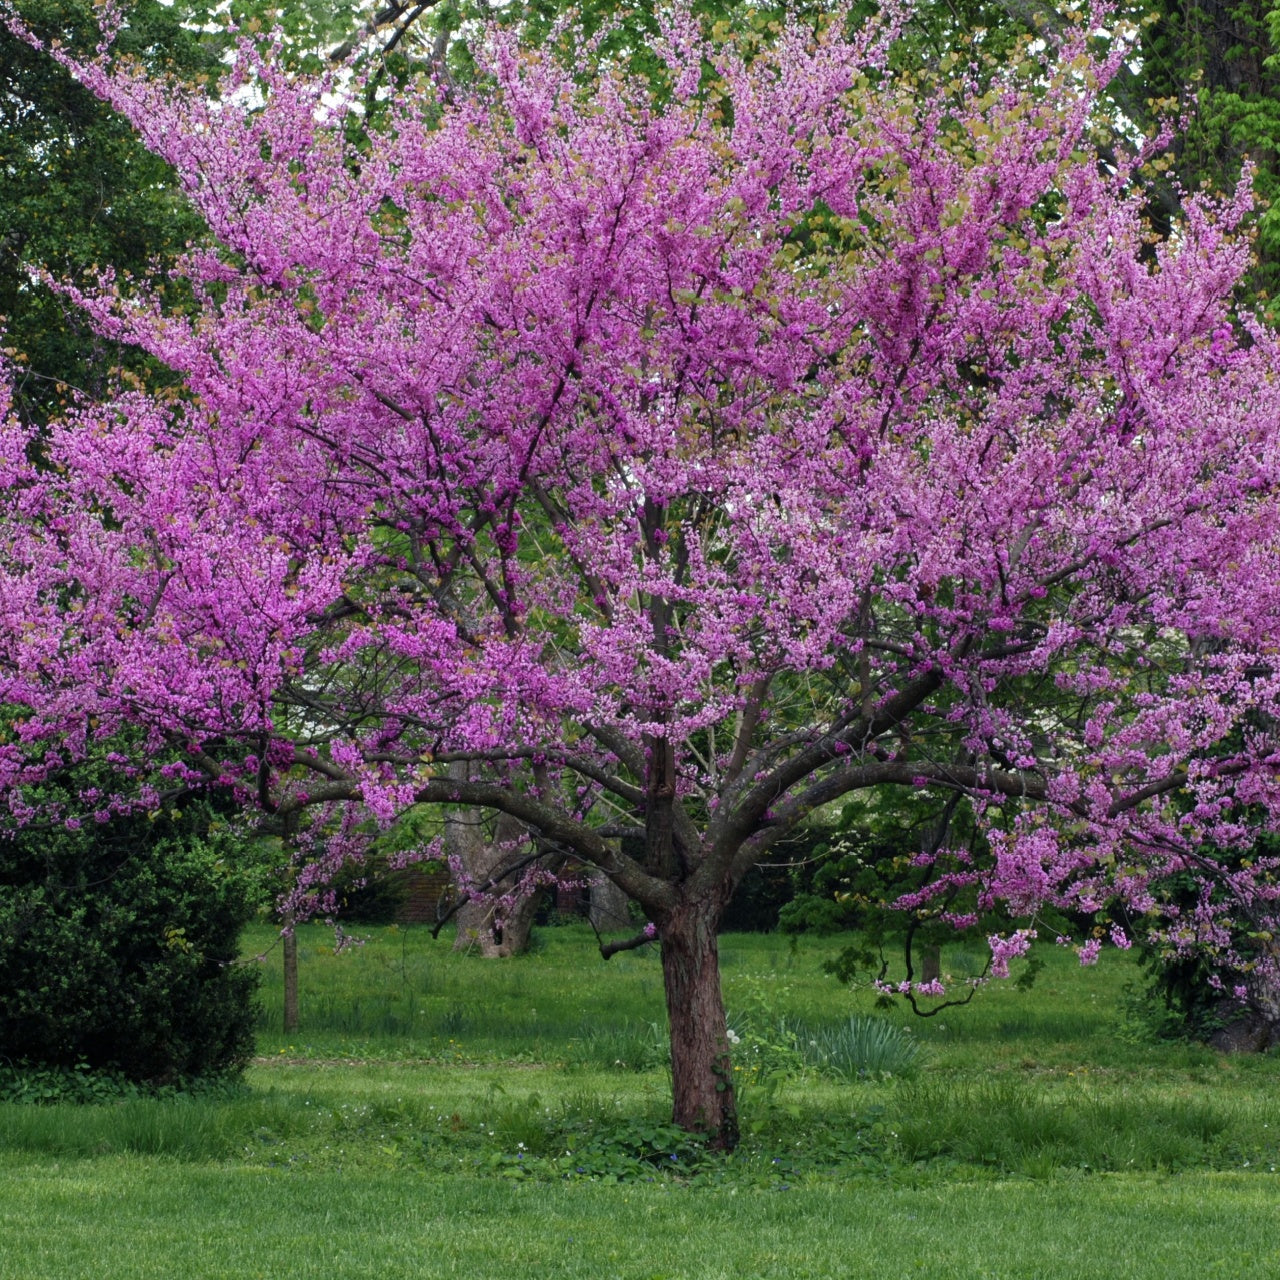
0,801,266,1085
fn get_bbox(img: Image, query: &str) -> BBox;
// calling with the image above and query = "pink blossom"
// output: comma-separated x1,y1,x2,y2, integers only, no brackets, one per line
989,929,1037,979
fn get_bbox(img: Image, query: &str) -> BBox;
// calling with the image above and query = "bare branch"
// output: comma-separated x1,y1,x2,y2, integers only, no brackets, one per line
600,930,657,959
328,1,439,65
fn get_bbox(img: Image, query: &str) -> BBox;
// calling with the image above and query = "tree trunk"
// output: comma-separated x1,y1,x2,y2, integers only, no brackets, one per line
446,781,548,957
660,898,738,1149
282,925,299,1034
589,870,632,933
452,879,541,957
1210,948,1280,1052
921,943,941,986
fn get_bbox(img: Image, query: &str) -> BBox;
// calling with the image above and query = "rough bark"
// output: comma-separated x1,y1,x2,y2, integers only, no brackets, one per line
1210,953,1280,1052
446,796,546,957
1209,1006,1280,1053
589,870,632,933
452,875,541,957
660,897,738,1149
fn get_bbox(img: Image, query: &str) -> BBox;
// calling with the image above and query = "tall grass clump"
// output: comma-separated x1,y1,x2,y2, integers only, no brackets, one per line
567,1020,669,1072
0,1091,306,1162
799,1015,922,1080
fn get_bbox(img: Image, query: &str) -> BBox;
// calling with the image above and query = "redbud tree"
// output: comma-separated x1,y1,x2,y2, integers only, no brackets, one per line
5,6,1280,1143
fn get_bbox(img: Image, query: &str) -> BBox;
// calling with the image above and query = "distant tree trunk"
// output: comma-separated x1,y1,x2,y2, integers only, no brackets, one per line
589,870,632,934
1210,948,1280,1052
451,860,542,957
282,923,299,1034
921,943,942,986
446,772,552,957
660,897,737,1149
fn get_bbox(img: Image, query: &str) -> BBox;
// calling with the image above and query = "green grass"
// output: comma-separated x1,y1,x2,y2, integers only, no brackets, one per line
246,920,676,1061
245,920,1135,1062
2,1160,1278,1279
3,922,1279,1277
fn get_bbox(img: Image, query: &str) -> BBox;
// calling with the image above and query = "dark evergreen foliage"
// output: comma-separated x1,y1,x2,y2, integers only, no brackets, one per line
0,1,213,426
0,801,265,1084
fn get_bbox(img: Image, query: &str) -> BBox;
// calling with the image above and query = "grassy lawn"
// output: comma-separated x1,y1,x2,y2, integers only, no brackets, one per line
3,923,1279,1277
4,1158,1278,1280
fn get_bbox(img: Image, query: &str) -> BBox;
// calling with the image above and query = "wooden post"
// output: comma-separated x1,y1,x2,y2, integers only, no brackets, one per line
282,921,299,1034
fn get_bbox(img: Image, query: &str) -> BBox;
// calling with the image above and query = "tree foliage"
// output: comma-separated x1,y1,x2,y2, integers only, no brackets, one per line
1135,0,1280,301
0,0,216,425
780,792,1005,999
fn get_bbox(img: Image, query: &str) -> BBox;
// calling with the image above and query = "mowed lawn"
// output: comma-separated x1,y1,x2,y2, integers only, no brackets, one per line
6,1158,1278,1280
3,923,1278,1279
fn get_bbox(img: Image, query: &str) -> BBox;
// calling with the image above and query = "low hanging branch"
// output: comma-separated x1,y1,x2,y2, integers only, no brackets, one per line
599,929,658,960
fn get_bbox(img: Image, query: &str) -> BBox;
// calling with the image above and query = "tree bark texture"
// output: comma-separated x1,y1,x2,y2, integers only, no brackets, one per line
1210,946,1280,1052
452,877,540,957
447,798,543,957
589,870,632,933
660,898,738,1149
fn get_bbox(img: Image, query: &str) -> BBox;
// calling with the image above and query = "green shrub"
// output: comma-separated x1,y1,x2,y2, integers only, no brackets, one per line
0,800,266,1086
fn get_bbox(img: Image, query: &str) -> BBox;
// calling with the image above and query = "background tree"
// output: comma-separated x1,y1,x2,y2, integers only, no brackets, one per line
782,792,1010,1003
0,0,214,425
442,768,562,957
7,7,1280,1144
1131,0,1280,303
937,2,1280,293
